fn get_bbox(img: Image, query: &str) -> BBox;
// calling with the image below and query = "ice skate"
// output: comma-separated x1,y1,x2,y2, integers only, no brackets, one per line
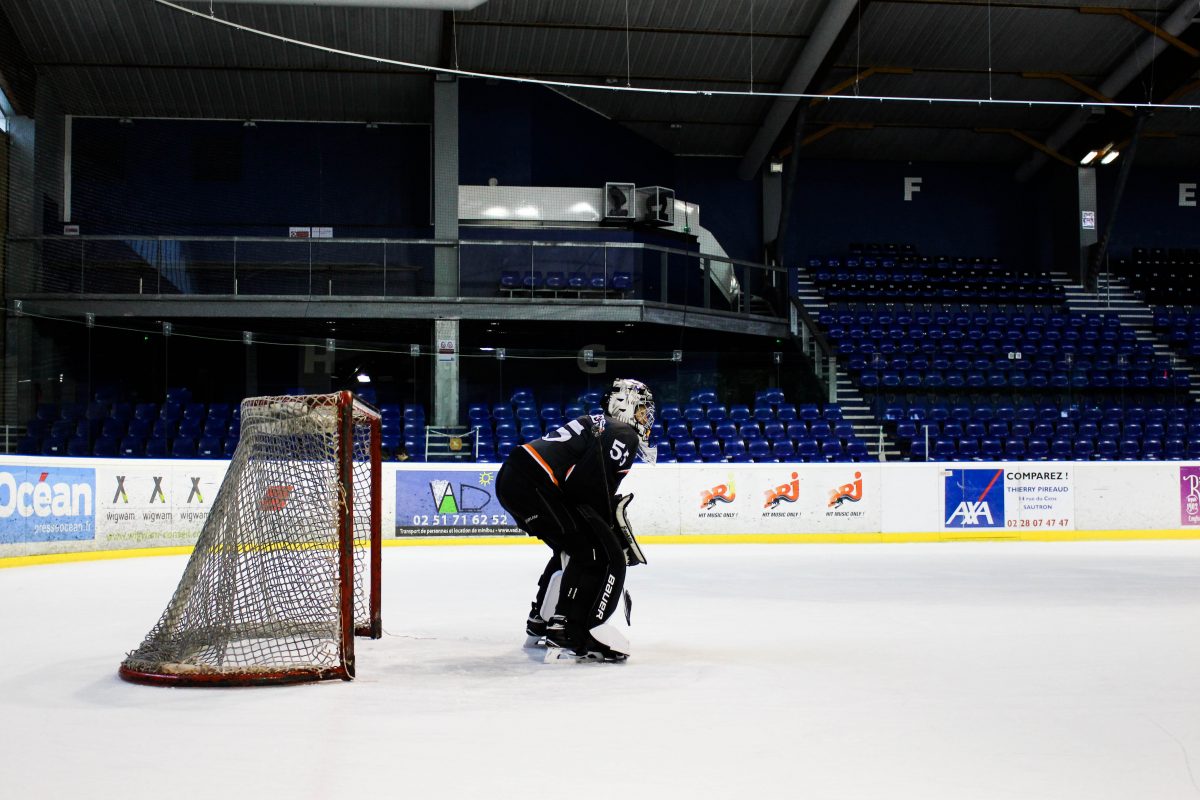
524,602,549,648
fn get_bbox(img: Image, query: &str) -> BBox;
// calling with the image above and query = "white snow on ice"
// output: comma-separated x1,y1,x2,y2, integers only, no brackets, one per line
4,541,1200,799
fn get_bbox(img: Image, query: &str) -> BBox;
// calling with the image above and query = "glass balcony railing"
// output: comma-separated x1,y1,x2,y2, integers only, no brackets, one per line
5,235,787,318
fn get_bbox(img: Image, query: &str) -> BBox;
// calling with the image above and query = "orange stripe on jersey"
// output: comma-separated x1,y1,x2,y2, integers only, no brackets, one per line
565,464,576,481
521,443,559,486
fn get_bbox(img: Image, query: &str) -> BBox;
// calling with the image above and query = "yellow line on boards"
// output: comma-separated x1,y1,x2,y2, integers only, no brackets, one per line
4,529,1200,568
0,546,195,569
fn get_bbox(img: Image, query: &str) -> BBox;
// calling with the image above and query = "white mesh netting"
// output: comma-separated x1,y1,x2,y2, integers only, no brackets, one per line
120,393,380,685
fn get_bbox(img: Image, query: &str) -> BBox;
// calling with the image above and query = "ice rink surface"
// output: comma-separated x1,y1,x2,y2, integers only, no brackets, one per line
4,540,1200,800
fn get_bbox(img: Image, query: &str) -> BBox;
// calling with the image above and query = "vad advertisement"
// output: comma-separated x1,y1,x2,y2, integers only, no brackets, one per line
394,466,519,535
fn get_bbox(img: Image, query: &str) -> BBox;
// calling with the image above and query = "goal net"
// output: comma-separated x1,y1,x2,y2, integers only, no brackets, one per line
120,391,382,686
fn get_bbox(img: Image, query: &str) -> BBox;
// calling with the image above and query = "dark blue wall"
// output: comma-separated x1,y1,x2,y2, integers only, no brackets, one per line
674,156,761,264
785,159,1045,267
71,118,432,236
72,87,1197,271
459,79,676,189
1102,166,1200,255
459,81,763,264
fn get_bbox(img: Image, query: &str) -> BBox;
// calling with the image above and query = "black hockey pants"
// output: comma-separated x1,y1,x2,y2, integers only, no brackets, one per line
495,451,627,634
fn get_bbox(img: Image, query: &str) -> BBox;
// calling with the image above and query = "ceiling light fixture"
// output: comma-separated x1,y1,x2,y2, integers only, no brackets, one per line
1081,142,1118,166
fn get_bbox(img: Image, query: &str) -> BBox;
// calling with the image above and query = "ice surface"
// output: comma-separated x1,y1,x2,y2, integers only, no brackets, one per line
4,541,1200,799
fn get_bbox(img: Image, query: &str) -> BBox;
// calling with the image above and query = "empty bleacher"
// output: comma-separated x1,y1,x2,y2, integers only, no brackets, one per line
801,244,1200,461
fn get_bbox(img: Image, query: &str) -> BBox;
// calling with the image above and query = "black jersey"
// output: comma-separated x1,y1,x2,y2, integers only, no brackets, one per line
520,414,640,519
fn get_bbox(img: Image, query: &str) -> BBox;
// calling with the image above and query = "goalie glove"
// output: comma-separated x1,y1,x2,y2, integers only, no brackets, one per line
614,494,647,566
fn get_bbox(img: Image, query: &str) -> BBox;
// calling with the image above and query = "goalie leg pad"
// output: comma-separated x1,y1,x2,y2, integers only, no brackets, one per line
587,621,630,657
539,565,564,623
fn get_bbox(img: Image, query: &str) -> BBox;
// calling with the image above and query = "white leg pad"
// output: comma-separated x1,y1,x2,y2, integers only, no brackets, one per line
588,621,630,656
540,570,561,621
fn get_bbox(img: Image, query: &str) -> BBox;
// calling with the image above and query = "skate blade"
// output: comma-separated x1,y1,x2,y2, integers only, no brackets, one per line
542,646,628,664
542,646,581,664
523,634,548,649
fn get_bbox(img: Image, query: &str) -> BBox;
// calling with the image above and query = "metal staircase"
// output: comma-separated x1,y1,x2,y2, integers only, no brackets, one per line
1048,270,1199,403
791,270,895,460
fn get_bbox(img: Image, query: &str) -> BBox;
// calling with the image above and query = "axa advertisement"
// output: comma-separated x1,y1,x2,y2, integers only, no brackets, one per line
942,467,1073,533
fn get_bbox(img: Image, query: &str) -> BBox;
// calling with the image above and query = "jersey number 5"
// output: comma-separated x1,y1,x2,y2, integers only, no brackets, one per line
609,439,628,461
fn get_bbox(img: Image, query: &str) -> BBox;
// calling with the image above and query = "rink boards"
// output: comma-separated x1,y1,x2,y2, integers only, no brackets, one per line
1,455,1199,562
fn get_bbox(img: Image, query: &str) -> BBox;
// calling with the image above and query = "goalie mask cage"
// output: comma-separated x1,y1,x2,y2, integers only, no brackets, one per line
119,392,382,687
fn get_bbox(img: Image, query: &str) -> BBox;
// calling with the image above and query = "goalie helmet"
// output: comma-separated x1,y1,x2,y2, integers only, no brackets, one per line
603,378,657,464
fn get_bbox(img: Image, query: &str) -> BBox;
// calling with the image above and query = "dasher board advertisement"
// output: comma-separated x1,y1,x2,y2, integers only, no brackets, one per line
395,466,519,535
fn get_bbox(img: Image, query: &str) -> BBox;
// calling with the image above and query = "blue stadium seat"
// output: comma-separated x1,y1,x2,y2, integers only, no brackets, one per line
499,270,520,291
667,421,690,441
933,439,957,460
691,424,715,442
846,440,871,461
674,441,700,462
145,437,169,458
699,440,724,462
196,436,223,458
101,418,127,438
728,405,751,424
739,423,761,440
67,436,91,457
772,440,796,461
747,439,772,462
725,441,750,463
956,438,979,460
178,418,203,439
1005,437,1027,460
820,439,844,461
